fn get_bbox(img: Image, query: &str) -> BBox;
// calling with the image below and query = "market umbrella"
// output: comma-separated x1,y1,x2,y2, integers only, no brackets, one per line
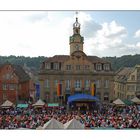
131,97,140,104
17,128,30,130
64,118,85,129
43,118,64,129
113,98,125,106
32,99,45,107
36,126,44,130
1,100,14,108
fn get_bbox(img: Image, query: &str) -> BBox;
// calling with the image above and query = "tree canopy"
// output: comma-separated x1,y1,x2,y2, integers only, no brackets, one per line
1,54,140,72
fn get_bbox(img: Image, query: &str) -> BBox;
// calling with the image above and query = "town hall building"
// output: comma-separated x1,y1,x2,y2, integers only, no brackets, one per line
39,16,115,106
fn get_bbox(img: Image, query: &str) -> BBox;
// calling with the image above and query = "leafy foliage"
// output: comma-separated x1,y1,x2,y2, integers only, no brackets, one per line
103,54,140,71
0,55,46,71
1,54,140,72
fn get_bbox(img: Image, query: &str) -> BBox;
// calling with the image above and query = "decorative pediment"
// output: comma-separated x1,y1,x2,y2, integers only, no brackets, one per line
71,50,87,59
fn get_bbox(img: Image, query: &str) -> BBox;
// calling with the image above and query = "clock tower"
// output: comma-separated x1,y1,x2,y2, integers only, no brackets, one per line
69,15,84,55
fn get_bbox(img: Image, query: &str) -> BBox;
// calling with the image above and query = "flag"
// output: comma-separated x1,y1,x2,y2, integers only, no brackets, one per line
91,82,96,96
57,82,62,96
94,84,96,96
35,84,40,98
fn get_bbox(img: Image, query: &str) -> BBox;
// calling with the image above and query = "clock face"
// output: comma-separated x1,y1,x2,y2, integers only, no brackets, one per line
74,22,80,28
76,45,80,50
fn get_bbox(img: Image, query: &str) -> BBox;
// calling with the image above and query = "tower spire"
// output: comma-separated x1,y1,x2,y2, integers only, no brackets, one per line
73,11,80,32
75,11,78,21
69,12,84,55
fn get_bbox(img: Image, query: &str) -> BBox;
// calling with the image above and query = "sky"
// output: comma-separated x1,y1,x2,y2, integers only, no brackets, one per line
0,11,140,57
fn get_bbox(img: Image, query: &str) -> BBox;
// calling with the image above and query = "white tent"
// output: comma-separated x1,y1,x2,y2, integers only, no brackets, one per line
36,126,44,130
43,118,64,129
131,97,140,104
32,99,45,107
64,118,85,129
17,128,30,130
1,100,14,108
113,98,125,106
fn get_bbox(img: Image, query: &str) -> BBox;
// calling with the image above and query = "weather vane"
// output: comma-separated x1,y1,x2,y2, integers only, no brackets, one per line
75,11,79,18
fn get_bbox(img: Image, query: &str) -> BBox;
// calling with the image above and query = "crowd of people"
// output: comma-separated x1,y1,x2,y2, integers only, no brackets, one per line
0,104,140,129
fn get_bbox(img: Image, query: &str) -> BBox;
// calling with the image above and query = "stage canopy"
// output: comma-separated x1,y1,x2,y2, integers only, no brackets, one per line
68,94,99,104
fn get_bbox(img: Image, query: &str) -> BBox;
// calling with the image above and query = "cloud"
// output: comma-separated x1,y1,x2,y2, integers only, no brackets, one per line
0,11,71,57
134,29,140,38
84,20,128,57
26,11,49,23
77,12,102,38
0,11,99,57
0,11,139,58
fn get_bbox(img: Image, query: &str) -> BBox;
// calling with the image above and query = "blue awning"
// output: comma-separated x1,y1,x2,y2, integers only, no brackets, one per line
68,94,99,103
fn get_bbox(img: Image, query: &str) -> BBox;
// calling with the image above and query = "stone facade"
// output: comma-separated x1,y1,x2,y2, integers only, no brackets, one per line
114,65,140,100
39,17,115,104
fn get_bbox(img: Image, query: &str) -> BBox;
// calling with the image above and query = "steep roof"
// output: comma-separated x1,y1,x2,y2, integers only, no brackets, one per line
115,67,134,82
43,54,110,64
117,67,134,76
87,56,110,63
0,61,11,69
0,62,30,83
13,65,30,82
44,55,69,63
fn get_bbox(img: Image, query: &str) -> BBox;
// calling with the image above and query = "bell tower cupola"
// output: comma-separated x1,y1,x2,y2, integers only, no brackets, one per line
69,12,84,55
73,17,80,34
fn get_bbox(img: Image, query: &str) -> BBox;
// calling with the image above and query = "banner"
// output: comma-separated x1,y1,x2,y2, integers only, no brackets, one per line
35,84,40,98
91,82,96,96
57,83,62,96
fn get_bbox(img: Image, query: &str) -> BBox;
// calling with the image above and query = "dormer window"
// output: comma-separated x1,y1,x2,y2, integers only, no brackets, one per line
54,63,59,70
45,63,50,70
96,64,102,71
104,64,110,71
